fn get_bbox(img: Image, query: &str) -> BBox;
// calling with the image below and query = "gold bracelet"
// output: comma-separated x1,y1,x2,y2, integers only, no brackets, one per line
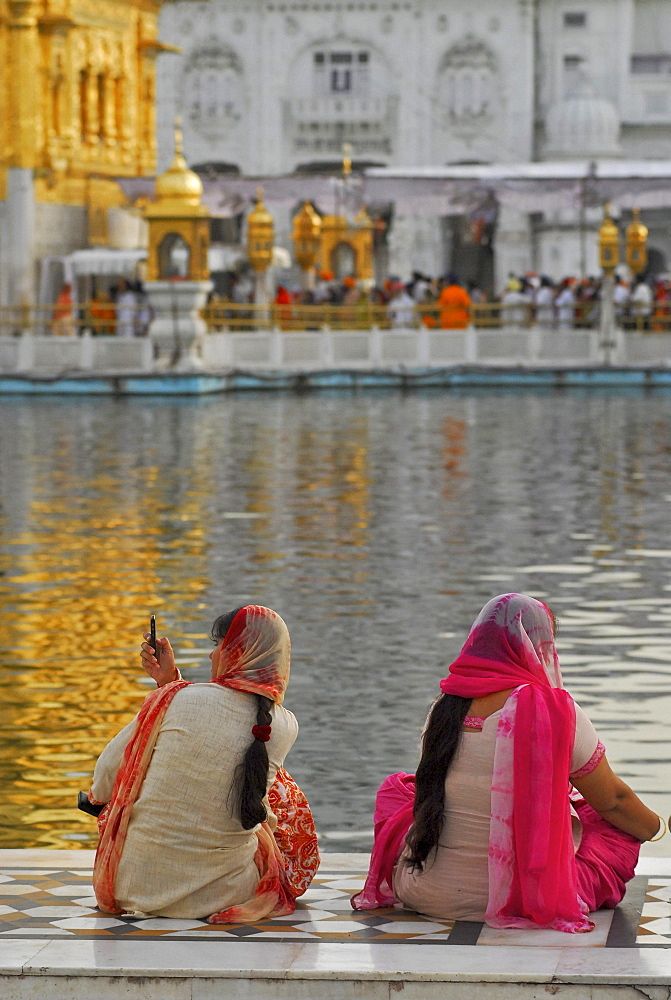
649,816,667,842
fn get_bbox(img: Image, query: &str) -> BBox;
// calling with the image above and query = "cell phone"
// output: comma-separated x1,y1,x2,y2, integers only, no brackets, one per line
149,614,160,661
77,791,104,817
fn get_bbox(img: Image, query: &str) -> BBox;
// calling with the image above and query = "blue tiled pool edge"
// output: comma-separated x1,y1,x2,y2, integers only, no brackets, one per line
3,365,671,395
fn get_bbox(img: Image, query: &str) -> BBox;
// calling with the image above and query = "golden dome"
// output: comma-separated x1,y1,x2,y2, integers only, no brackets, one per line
247,188,275,272
626,207,648,245
248,188,273,228
155,123,203,206
599,204,619,245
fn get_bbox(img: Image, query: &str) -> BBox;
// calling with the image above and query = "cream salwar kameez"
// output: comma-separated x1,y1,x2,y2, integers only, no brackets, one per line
92,683,297,918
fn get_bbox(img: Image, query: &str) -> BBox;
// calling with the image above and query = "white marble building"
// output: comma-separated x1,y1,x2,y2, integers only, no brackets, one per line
155,0,671,291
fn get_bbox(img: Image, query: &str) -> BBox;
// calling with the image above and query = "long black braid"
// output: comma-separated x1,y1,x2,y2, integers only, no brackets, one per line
403,693,472,871
211,607,274,830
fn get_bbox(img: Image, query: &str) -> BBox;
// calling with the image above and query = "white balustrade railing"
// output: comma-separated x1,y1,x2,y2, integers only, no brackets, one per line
2,327,671,376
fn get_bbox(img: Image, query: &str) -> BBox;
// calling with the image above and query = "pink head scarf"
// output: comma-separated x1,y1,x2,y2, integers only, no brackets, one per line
441,594,593,933
211,605,290,704
440,592,561,697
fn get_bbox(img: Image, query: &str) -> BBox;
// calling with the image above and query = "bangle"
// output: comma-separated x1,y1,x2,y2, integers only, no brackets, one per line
649,816,667,842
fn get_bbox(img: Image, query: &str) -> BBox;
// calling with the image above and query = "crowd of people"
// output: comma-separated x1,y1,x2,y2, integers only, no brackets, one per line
497,272,668,331
51,280,151,337
51,270,671,334
262,270,671,331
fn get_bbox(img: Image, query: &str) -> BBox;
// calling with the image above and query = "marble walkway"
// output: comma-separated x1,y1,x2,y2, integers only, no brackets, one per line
0,849,670,999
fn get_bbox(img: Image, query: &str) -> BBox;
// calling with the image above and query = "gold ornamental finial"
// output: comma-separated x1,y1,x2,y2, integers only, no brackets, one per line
174,116,184,158
626,206,648,276
598,202,619,273
342,142,353,176
292,200,323,272
153,116,203,206
247,187,275,273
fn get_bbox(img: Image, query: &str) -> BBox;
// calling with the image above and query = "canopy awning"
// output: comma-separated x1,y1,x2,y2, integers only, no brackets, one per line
134,159,671,217
117,159,671,221
65,248,147,280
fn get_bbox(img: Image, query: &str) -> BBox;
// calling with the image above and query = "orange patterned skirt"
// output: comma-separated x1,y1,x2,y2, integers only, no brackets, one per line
207,766,319,923
269,766,320,898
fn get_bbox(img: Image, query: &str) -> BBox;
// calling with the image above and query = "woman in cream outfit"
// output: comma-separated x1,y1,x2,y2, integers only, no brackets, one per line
90,606,318,921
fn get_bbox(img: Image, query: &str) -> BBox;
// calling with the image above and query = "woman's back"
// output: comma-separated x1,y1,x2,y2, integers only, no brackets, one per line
394,701,599,921
93,683,297,917
394,717,495,920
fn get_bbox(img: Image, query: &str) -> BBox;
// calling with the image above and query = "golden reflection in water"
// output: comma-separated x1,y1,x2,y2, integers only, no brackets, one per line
242,418,371,608
0,441,211,849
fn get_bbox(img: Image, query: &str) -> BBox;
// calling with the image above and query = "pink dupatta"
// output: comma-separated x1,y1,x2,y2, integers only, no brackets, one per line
440,593,593,932
93,606,317,922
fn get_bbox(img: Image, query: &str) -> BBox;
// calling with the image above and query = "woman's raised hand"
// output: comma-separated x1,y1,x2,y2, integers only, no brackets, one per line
141,634,179,688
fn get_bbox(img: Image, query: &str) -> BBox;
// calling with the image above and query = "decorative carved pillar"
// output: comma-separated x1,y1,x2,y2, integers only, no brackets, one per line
100,73,117,146
77,66,94,146
114,49,133,160
104,74,116,145
51,75,63,139
138,64,156,173
85,69,99,144
7,0,42,167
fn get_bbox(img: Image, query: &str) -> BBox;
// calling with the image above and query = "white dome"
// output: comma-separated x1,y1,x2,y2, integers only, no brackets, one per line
544,79,621,158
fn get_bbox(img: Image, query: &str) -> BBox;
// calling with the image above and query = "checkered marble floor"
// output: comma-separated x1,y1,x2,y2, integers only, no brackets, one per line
0,858,668,947
636,878,671,945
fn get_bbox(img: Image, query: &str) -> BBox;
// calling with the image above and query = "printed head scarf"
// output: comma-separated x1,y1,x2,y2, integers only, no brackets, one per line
212,605,290,704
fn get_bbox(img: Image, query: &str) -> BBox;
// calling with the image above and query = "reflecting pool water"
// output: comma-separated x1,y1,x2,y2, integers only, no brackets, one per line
1,389,670,853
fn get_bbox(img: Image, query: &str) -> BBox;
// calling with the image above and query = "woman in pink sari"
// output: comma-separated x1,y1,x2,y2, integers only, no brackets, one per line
90,605,319,921
353,594,662,932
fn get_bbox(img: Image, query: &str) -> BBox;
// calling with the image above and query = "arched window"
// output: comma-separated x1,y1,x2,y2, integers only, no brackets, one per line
158,233,191,279
79,70,88,142
183,45,243,141
438,36,498,124
331,242,356,279
115,77,125,140
51,77,63,137
97,74,106,140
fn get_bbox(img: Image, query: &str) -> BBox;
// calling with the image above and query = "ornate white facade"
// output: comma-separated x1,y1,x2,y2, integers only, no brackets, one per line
155,0,671,289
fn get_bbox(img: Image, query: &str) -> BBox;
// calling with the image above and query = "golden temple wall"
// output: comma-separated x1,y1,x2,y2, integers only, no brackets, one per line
1,0,163,185
0,0,167,305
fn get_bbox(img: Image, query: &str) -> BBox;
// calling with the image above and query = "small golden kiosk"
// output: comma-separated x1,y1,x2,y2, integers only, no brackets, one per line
145,126,210,282
143,125,212,369
318,208,375,285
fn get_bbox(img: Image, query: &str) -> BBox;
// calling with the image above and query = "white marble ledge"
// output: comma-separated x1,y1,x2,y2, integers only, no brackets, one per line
1,981,669,1000
3,850,671,989
1,939,667,984
286,943,561,981
0,939,51,974
5,939,560,982
554,947,671,984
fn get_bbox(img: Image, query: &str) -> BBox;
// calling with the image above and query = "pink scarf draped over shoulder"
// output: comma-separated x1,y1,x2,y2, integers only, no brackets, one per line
440,593,593,932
